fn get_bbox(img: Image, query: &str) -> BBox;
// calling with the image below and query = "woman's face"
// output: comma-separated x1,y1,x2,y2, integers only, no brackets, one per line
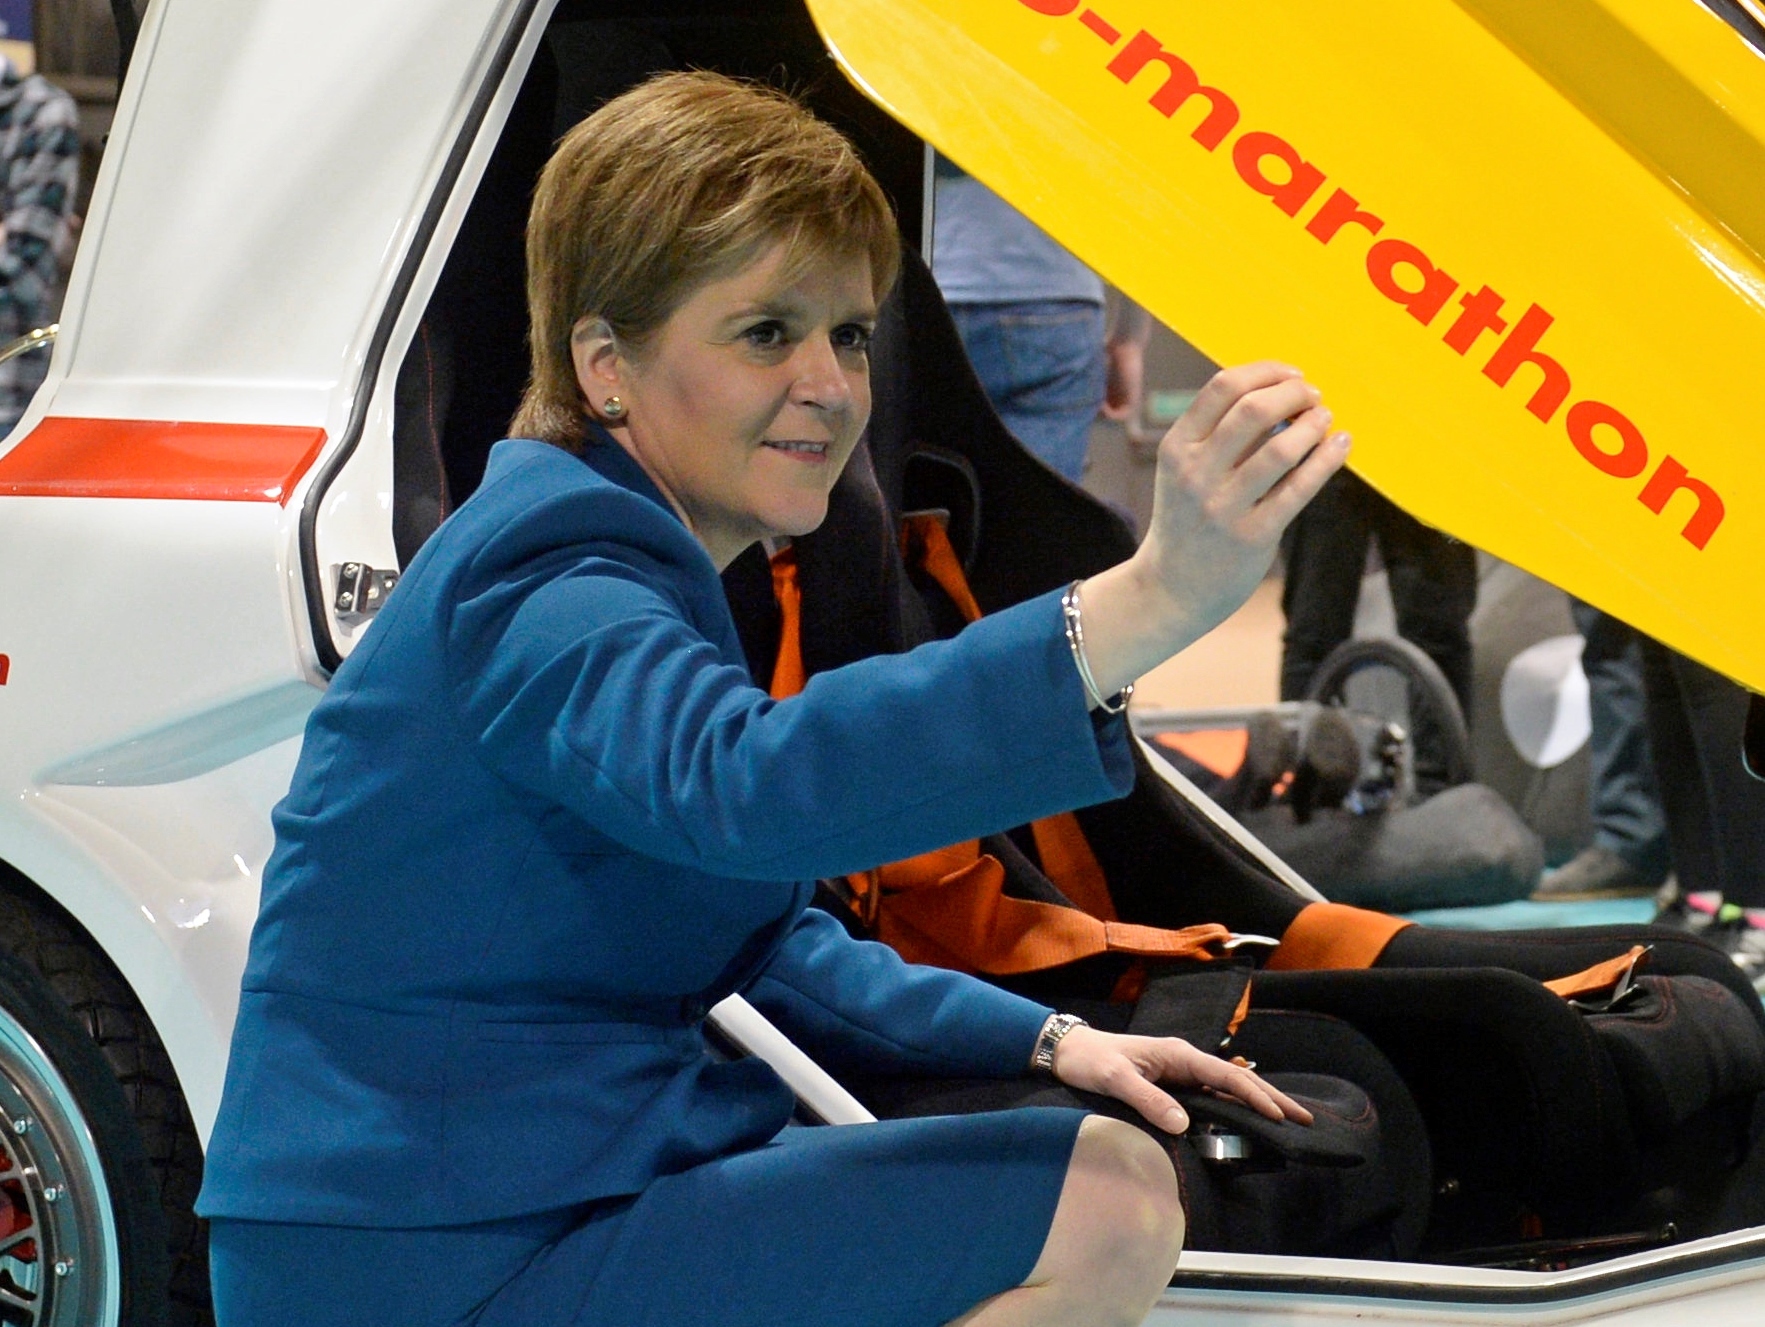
576,243,877,568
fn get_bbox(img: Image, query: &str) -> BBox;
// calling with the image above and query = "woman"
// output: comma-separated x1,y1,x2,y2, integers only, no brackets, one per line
197,72,1348,1327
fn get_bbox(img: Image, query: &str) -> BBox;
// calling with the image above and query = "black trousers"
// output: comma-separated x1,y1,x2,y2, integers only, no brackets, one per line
1279,469,1478,714
1639,641,1765,906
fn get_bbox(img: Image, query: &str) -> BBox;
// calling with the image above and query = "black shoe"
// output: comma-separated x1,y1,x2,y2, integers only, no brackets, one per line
1532,846,1664,900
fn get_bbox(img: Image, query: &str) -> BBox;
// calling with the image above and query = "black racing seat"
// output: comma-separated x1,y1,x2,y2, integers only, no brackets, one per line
721,249,1765,1264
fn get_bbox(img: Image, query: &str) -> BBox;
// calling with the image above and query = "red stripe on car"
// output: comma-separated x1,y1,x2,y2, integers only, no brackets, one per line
0,417,328,504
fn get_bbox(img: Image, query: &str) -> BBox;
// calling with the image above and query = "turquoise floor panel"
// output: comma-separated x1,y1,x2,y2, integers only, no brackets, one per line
1401,898,1659,930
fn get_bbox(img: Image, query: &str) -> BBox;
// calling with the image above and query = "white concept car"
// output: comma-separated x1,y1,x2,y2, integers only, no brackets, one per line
0,2,1762,1324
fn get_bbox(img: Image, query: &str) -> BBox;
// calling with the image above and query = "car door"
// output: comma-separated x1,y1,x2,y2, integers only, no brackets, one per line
0,0,542,1147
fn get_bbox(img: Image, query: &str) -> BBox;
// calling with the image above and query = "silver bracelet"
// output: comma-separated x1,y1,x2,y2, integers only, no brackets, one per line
1060,581,1134,715
1030,1012,1088,1077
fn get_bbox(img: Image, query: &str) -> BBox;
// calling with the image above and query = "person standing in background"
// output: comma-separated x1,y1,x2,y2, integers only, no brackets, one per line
1533,601,1672,899
1641,643,1765,985
931,157,1150,484
0,50,77,434
1276,469,1478,793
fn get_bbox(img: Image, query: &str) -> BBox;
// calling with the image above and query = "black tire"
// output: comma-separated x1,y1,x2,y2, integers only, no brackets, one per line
0,873,210,1325
1304,636,1474,797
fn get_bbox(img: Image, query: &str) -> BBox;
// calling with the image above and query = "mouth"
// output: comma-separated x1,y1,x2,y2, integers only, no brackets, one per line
761,439,831,460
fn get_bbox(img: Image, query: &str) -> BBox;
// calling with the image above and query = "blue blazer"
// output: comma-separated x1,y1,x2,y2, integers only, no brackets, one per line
197,433,1134,1227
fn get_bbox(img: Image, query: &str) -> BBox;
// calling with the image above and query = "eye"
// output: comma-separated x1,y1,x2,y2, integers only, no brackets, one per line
741,320,789,350
833,323,874,353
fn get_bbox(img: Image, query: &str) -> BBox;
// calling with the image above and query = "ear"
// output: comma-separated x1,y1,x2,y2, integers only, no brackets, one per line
570,316,626,418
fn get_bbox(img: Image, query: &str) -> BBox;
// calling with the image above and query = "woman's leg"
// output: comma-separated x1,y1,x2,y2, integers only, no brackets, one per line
210,1112,1172,1327
947,1116,1184,1327
475,1107,1111,1327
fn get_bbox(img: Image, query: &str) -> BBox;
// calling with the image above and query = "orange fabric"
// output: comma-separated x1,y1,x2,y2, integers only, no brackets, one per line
1029,816,1117,921
901,514,984,622
842,844,1228,976
1226,979,1254,1038
899,516,1119,921
873,840,983,887
1543,945,1650,999
1153,729,1251,779
769,517,1232,983
768,548,806,701
1109,963,1149,1004
865,848,1233,975
1264,901,1415,971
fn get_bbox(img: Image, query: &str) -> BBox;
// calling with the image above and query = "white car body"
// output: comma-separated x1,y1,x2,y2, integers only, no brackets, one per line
0,0,1759,1321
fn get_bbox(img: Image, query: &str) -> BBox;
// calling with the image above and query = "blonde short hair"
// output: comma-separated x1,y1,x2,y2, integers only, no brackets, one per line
512,70,902,448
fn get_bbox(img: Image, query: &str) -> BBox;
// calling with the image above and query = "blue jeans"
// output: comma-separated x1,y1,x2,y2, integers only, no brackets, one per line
949,300,1107,483
1569,599,1671,877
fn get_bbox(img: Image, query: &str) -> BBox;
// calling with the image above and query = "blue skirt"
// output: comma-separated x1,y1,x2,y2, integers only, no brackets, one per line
209,1107,1087,1327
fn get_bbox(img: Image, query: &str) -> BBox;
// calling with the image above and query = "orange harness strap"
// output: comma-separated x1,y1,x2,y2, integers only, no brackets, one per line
768,524,1224,980
1543,945,1650,1000
899,516,1117,921
1267,905,1656,1005
768,547,807,701
1263,901,1416,971
869,853,1232,975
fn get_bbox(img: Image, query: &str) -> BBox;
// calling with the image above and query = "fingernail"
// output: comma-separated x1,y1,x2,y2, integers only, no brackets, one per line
1334,431,1352,450
1317,408,1333,426
1167,1106,1189,1132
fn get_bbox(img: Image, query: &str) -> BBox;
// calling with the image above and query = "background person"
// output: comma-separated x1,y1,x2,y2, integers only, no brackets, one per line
1278,468,1477,793
1533,600,1672,899
197,74,1342,1327
0,49,77,432
1642,644,1765,983
932,157,1151,485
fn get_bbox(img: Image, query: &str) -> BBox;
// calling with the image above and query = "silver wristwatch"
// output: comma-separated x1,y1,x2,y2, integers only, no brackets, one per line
1029,1012,1087,1077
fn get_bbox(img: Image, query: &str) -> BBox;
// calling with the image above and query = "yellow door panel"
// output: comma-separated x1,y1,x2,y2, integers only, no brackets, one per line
808,0,1765,693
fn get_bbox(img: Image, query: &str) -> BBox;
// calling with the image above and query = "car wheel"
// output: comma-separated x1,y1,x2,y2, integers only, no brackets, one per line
0,877,210,1326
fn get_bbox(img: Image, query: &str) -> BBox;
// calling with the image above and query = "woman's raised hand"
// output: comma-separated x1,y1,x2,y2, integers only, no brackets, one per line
1073,363,1350,702
1050,1024,1315,1135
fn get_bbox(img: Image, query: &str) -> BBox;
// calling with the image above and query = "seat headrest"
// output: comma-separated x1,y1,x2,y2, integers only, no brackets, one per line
724,246,1142,685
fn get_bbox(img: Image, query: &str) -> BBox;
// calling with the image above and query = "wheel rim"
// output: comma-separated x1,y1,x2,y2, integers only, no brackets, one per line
0,1009,120,1326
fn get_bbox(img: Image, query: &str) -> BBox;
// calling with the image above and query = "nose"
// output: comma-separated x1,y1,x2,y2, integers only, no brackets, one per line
789,333,855,412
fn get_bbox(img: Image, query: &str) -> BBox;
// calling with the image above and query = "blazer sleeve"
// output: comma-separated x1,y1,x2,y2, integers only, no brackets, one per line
744,908,1053,1079
446,509,1135,881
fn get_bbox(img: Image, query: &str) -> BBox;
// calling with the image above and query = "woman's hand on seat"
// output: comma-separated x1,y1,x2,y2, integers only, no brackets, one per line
1051,1025,1314,1136
1072,363,1351,702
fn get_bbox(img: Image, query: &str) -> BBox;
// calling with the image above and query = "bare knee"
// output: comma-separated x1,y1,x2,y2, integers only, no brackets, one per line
1076,1117,1185,1270
1026,1117,1183,1325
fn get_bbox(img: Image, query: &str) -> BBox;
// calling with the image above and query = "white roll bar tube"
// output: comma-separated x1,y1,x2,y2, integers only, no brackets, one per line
707,994,877,1126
